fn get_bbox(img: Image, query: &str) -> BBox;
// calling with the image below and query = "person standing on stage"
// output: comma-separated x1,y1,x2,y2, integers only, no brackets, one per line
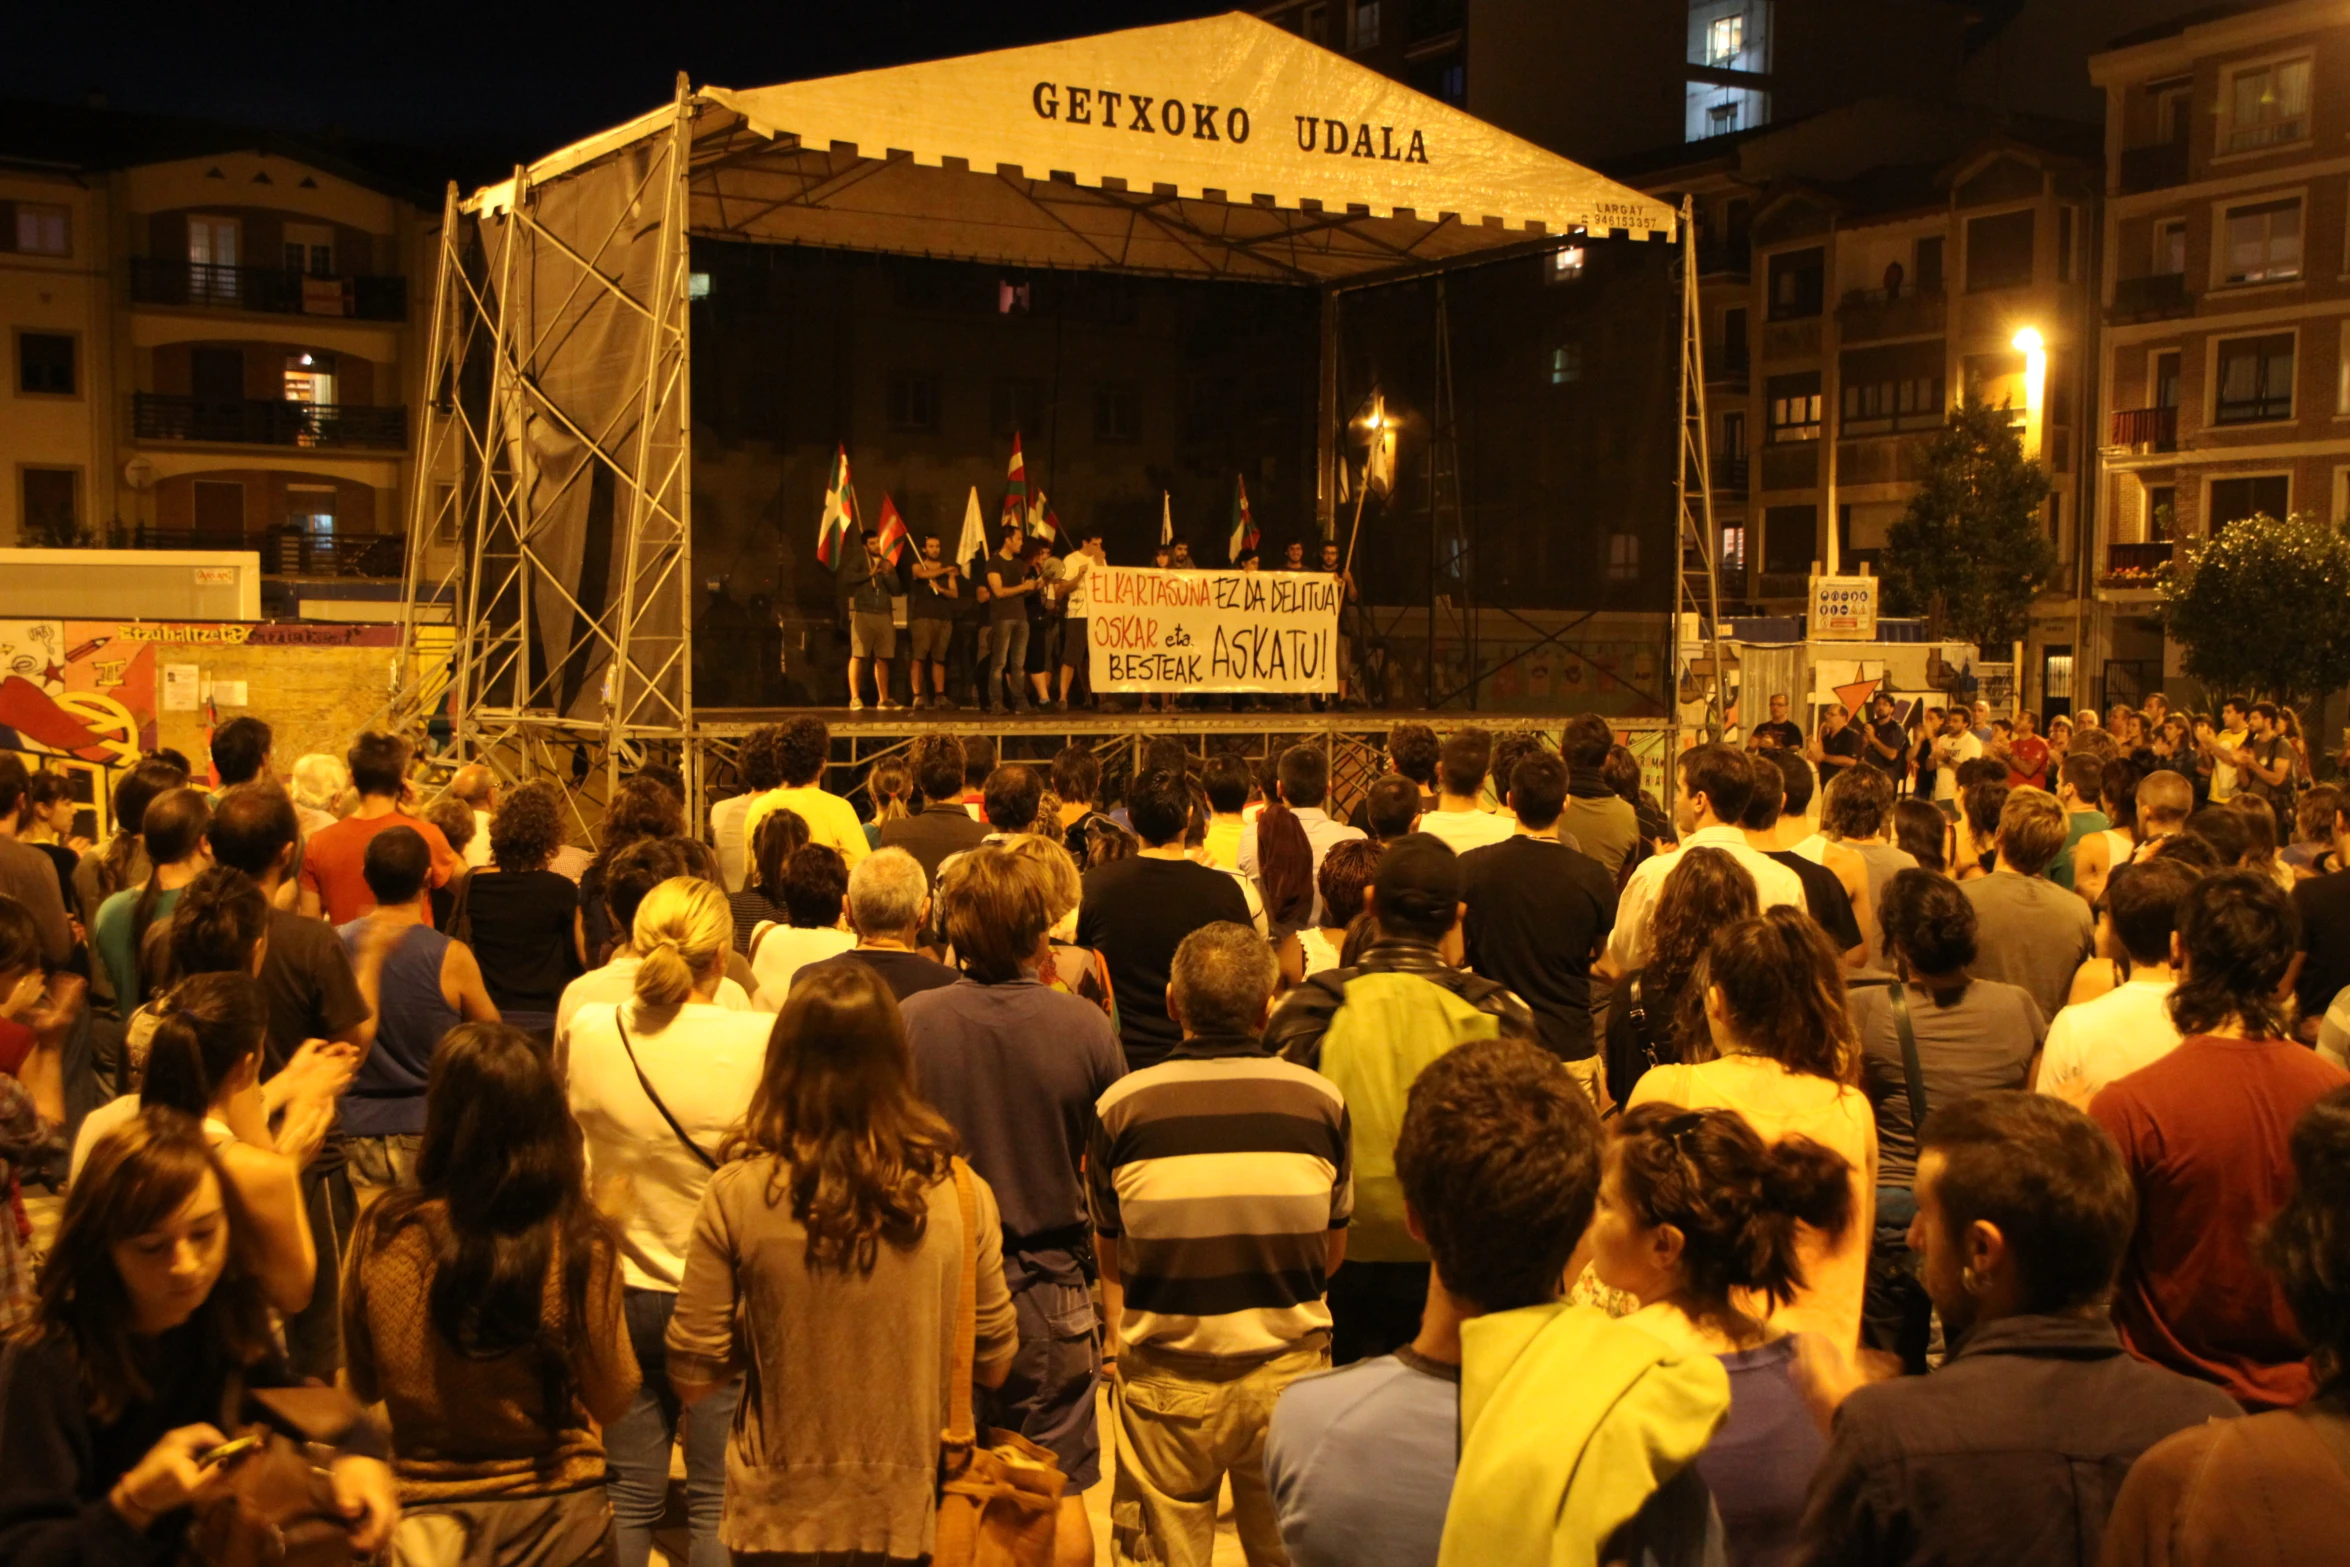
1284,540,1307,570
1056,528,1104,713
907,534,959,711
984,533,1040,715
1171,541,1195,570
842,526,904,712
1321,539,1356,708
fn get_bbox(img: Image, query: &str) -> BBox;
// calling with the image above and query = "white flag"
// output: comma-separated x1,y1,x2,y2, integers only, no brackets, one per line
1159,491,1173,547
957,485,987,571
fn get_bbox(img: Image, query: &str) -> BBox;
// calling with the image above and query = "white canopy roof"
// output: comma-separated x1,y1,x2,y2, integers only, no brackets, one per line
469,12,1678,284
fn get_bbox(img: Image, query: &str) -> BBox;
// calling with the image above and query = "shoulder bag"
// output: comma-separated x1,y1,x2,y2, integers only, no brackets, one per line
186,1384,372,1567
933,1158,1065,1567
1888,980,1928,1136
614,1011,717,1171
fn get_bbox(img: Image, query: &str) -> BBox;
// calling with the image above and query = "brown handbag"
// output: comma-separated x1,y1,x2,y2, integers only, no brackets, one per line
184,1387,369,1567
931,1159,1066,1567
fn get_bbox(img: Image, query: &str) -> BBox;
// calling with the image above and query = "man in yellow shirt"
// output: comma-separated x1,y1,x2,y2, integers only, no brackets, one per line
741,715,870,869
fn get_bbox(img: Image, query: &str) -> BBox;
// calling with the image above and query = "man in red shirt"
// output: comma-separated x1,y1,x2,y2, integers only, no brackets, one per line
2006,709,2051,789
2091,868,2348,1409
299,731,461,924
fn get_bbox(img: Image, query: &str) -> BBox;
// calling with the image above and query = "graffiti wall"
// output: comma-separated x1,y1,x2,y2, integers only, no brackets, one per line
0,622,160,767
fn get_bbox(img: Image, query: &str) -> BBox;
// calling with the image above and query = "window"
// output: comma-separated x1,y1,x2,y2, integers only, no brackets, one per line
1547,243,1585,282
2154,217,2187,276
11,203,69,257
2208,474,2289,529
1606,533,1640,581
2215,332,2295,423
2147,484,2176,541
1685,83,1767,143
1763,504,1816,574
886,371,939,433
1766,247,1823,320
281,222,334,276
2225,58,2310,153
1407,55,1465,104
1709,103,1740,135
990,378,1041,437
1301,2,1326,44
16,333,74,396
2058,207,2075,282
1721,410,1747,459
2220,197,2301,283
286,484,336,539
1719,525,1746,572
283,351,335,408
19,468,78,545
1350,0,1380,50
1721,305,1748,367
1767,372,1822,442
1915,235,1944,293
1707,13,1745,65
1549,343,1584,385
1841,371,1945,434
2154,81,2192,146
1093,381,1141,442
188,215,238,268
2154,348,2181,410
1965,209,2035,291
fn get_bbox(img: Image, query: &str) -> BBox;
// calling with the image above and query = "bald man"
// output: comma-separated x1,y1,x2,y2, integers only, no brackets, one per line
449,763,498,870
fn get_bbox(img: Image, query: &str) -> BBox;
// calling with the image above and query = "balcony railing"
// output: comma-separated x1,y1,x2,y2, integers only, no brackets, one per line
133,393,407,451
1711,455,1750,491
2110,405,2178,451
2108,272,2192,323
129,258,406,321
2104,541,2174,583
1835,284,1946,343
1711,338,1750,379
118,524,406,578
1696,236,1750,277
2118,141,2189,194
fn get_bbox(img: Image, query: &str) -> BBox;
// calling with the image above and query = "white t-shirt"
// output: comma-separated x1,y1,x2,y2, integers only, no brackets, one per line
749,924,857,1011
71,1099,234,1183
555,956,754,1043
566,1000,773,1291
465,809,494,870
1606,824,1809,972
1416,807,1515,857
1932,731,1983,802
710,793,755,894
1299,926,1343,977
2034,979,2182,1108
1062,551,1097,618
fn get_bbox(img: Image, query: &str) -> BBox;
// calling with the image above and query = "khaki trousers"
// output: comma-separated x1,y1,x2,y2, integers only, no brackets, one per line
1109,1338,1328,1567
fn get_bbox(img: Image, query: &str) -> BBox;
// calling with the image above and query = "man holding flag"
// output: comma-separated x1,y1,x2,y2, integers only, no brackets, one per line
826,447,906,709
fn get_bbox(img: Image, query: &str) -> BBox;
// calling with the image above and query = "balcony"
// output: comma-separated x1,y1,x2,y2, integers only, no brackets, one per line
2118,141,2189,194
133,393,407,451
129,258,406,322
2103,540,2173,588
118,524,406,579
1711,455,1750,491
1835,285,1945,344
1697,236,1750,278
1710,338,1749,382
2110,406,2178,452
2108,272,2192,324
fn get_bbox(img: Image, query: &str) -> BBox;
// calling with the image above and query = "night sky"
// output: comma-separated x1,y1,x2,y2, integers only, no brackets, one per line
5,1,1233,176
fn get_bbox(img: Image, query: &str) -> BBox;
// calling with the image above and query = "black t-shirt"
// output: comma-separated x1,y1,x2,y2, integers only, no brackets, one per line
1751,719,1804,750
1765,849,1864,954
2294,870,2350,1022
1076,855,1251,1071
808,946,961,1002
985,556,1033,622
261,907,370,1074
1819,725,1865,769
907,563,958,620
1460,836,1618,1060
1868,719,1908,777
461,868,583,1013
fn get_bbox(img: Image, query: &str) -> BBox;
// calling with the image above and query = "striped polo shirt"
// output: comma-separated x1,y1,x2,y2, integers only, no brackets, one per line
1087,1032,1353,1359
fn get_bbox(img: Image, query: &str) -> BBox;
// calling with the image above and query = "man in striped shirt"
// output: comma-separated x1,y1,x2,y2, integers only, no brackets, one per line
1089,921,1352,1567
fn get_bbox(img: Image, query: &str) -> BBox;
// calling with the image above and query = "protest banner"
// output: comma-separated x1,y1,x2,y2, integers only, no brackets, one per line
1086,566,1341,693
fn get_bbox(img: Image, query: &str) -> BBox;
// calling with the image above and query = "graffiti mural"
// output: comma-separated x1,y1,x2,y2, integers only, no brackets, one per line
0,623,156,766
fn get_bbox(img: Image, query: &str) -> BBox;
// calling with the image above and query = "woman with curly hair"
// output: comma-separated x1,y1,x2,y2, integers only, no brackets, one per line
1600,846,1758,1108
581,776,683,961
454,780,585,1035
1627,905,1877,1349
666,961,1016,1562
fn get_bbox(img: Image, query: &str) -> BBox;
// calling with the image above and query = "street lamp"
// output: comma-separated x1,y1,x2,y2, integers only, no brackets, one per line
2012,325,2047,462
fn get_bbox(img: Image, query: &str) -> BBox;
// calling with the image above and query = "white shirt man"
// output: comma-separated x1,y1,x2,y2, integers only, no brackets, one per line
1931,713,1982,805
2034,860,2190,1107
1604,746,1807,973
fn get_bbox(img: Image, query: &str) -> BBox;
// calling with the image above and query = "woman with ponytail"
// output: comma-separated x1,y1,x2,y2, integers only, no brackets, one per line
1592,1105,1855,1567
345,1023,636,1562
563,876,768,1567
1628,906,1877,1348
90,785,210,1014
74,756,186,1011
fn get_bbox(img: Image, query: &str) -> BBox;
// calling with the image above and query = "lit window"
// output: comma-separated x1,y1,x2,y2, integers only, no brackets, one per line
2214,332,2295,424
1719,526,1746,571
1351,0,1380,50
2221,197,2301,284
1769,391,1822,442
1607,533,1640,581
1549,244,1585,281
2226,58,2310,152
14,203,69,257
1707,13,1744,65
2154,218,2186,276
688,271,712,299
1550,344,1584,385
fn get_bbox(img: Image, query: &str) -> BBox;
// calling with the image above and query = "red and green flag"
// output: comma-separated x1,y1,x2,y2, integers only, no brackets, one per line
1228,475,1259,563
874,493,910,568
1001,433,1028,536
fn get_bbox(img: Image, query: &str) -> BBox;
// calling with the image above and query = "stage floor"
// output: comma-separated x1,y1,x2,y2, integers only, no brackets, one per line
694,705,1624,738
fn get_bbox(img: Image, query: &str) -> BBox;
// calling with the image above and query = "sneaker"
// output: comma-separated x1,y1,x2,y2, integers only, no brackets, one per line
848,697,867,712
934,694,959,711
1013,699,1036,715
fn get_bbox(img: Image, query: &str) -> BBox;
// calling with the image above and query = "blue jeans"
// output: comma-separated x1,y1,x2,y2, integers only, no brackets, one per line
605,1287,739,1567
986,617,1029,707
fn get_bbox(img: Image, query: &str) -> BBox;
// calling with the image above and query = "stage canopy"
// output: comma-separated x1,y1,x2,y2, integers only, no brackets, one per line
466,12,1677,283
409,12,1684,792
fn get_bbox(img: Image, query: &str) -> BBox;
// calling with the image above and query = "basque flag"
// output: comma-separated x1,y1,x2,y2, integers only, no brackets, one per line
1228,475,1259,564
874,494,910,568
1001,433,1028,535
816,446,856,569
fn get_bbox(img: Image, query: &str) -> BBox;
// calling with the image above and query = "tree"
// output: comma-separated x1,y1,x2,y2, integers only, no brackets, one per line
1880,397,2055,648
2160,510,2350,708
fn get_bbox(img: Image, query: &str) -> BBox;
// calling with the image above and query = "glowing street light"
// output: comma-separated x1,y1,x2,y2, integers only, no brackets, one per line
2012,325,2047,461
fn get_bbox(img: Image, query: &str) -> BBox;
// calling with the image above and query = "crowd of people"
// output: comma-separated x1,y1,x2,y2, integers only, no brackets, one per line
1,696,2348,1567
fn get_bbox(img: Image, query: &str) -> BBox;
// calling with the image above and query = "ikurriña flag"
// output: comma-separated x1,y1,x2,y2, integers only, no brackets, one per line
1001,433,1027,534
874,494,910,568
1228,475,1259,563
816,446,856,569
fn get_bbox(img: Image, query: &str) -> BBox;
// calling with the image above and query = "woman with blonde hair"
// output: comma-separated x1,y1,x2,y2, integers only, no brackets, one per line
1001,833,1118,1028
1627,906,1878,1349
863,757,913,850
562,876,768,1567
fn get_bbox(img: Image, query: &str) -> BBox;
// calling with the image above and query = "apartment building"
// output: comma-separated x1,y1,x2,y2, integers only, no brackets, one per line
0,103,432,584
2089,0,2350,711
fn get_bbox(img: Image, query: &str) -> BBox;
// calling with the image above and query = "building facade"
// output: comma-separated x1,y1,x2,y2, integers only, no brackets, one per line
1,105,432,592
2089,0,2350,712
